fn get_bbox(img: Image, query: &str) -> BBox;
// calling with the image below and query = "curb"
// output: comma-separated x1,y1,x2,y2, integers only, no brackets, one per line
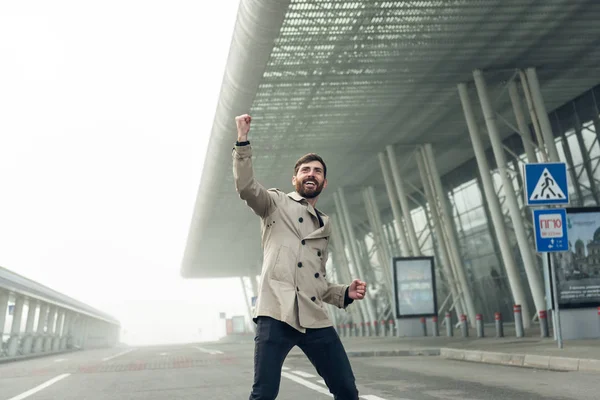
0,348,79,364
439,348,600,373
287,348,441,359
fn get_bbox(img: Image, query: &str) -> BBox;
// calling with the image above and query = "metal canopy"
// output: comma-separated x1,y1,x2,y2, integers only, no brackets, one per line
181,0,600,278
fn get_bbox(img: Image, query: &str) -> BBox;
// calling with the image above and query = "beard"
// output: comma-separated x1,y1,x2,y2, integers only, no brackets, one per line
295,178,324,199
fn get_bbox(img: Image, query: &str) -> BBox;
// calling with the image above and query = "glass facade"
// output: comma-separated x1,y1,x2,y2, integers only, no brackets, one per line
339,84,600,324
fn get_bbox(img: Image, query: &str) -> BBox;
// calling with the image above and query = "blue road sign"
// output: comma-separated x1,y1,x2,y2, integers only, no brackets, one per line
533,208,568,253
524,162,569,206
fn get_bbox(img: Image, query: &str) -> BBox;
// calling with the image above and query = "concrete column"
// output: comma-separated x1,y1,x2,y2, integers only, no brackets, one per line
519,70,547,161
60,312,71,350
52,310,65,351
0,290,9,349
422,144,477,323
334,190,377,325
387,145,421,255
7,295,25,356
34,303,49,352
525,67,560,162
330,216,365,324
508,80,538,163
415,151,464,319
22,299,38,354
473,69,546,322
378,152,410,256
44,306,57,352
458,82,532,328
362,187,395,310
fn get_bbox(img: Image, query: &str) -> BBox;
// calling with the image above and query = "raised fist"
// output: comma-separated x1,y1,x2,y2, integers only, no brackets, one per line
235,114,252,140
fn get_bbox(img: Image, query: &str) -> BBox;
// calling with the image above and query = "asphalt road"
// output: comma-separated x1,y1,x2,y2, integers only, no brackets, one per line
1,342,598,400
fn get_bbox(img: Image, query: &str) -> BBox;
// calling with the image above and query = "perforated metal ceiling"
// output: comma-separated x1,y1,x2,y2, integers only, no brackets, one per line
182,0,600,278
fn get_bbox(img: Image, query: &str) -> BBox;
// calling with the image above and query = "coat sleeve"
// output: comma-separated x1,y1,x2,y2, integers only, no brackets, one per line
320,248,350,309
232,143,279,218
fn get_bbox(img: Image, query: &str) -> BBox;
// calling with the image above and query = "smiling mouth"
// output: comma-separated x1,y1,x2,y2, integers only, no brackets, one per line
304,181,316,189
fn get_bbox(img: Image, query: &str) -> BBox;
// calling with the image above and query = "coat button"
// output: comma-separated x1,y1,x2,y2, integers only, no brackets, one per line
301,240,305,245
314,273,319,278
299,217,304,223
311,296,316,302
297,287,299,291
297,262,303,268
317,250,321,257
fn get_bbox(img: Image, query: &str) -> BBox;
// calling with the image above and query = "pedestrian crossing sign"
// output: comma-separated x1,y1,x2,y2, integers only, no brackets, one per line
524,162,569,206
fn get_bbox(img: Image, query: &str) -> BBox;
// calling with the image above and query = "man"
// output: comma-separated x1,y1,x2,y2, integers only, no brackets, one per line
232,114,367,400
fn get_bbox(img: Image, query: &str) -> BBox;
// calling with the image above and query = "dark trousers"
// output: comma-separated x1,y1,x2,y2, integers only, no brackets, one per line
249,316,359,400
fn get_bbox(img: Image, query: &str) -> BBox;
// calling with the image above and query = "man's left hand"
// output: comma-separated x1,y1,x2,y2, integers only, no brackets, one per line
348,279,367,300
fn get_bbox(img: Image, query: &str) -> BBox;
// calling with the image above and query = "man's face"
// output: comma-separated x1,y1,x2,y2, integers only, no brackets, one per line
292,160,327,199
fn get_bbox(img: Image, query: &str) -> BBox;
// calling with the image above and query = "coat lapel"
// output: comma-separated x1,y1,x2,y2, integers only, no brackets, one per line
286,191,331,240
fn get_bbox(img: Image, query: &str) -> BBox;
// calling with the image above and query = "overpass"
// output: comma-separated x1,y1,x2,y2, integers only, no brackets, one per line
181,0,600,335
1,266,120,361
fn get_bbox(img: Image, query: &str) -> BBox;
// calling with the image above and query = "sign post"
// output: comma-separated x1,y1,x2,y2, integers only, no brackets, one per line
524,162,569,349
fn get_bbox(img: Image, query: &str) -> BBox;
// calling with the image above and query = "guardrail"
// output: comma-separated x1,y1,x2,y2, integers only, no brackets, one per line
1,266,120,360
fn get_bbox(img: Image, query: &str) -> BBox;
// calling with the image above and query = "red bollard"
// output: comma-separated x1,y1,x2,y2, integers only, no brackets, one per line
460,314,469,337
476,314,484,337
539,310,549,338
388,319,395,337
495,312,504,337
432,316,439,337
514,305,524,338
420,317,427,336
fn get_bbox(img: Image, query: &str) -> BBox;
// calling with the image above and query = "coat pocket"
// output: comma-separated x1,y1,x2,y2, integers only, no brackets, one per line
270,245,295,283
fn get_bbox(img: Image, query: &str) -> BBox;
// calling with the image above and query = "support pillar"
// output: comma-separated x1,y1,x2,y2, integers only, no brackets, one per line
387,145,421,255
422,144,477,323
378,152,410,256
334,189,377,327
330,215,366,324
60,312,71,350
362,187,395,310
22,299,37,354
415,151,464,319
458,81,532,327
519,70,547,161
34,303,49,353
508,80,538,163
525,67,560,162
0,290,9,350
7,295,25,356
472,70,546,322
45,306,57,352
53,310,65,351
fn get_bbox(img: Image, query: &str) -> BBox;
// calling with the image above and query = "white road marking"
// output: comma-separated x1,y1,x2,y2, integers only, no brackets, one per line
193,346,224,355
54,358,66,363
281,367,393,400
7,373,71,400
159,352,168,356
291,370,317,378
281,366,290,371
102,348,135,362
281,372,333,397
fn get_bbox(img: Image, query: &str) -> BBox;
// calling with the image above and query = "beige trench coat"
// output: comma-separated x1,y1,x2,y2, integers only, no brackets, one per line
233,143,350,333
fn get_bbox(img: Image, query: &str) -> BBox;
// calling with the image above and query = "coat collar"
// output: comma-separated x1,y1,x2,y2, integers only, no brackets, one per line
286,191,331,239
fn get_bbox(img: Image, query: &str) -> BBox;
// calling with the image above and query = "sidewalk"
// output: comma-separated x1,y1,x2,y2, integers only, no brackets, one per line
331,335,600,373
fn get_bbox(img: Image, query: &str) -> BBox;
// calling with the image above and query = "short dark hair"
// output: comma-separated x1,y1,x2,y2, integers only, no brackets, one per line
294,153,327,178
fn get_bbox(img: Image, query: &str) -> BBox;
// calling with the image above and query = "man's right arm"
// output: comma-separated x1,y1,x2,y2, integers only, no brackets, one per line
232,114,278,218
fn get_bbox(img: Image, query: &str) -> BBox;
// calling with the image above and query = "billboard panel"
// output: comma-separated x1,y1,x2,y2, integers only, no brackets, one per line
549,207,600,309
392,256,437,318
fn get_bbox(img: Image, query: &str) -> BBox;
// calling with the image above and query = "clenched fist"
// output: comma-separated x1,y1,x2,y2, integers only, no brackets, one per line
235,114,252,142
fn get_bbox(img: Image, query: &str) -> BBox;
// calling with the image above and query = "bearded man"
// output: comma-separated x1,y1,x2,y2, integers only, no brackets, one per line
232,114,368,400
